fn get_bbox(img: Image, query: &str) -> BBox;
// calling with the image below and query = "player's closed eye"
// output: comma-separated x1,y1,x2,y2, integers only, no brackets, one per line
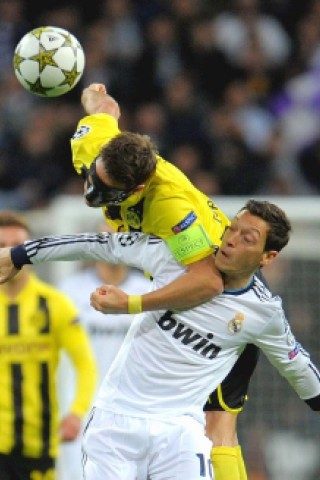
242,234,257,245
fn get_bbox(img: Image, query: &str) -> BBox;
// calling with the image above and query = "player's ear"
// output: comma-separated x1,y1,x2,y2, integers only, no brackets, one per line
260,250,278,268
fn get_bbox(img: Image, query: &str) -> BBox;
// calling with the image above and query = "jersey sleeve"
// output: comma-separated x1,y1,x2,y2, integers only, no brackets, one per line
254,308,320,403
16,232,185,282
147,193,216,265
71,113,120,173
55,295,97,417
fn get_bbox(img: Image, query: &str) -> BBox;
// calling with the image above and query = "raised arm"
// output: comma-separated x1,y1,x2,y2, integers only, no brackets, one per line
0,231,221,313
90,254,222,314
81,83,121,119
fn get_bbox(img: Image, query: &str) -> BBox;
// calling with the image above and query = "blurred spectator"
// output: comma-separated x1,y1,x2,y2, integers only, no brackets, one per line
133,14,184,104
191,168,221,196
0,0,29,81
80,20,115,88
288,14,320,78
167,142,220,194
168,143,205,178
162,72,208,150
212,0,292,97
37,4,84,37
0,103,81,209
99,0,143,104
132,101,167,152
212,0,291,69
168,0,208,61
204,103,272,194
270,69,320,193
187,16,242,104
223,80,275,154
297,137,320,192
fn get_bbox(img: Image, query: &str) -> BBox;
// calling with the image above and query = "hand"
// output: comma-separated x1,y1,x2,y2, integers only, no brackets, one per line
81,83,121,119
90,284,129,314
0,248,19,283
60,413,82,442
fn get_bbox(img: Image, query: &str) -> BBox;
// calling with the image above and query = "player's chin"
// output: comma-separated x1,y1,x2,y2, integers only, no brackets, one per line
215,257,231,273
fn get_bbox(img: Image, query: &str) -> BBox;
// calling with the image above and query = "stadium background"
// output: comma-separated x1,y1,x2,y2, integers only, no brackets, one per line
1,1,320,478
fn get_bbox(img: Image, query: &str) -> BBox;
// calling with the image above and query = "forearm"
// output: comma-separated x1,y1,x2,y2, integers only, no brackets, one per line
90,256,222,314
259,330,320,408
11,234,117,267
81,84,120,118
141,268,223,311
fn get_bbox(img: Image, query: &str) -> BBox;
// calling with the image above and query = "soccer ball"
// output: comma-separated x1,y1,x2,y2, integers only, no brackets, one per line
13,26,85,97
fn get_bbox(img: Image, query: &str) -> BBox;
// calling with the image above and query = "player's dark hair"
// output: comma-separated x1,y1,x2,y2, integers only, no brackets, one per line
0,210,31,235
99,132,158,189
239,200,292,252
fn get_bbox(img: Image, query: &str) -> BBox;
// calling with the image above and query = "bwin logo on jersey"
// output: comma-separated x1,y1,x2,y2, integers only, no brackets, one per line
157,311,221,359
118,233,140,246
72,125,91,139
228,312,244,335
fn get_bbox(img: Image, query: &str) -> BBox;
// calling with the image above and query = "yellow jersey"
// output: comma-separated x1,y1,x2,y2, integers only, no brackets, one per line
71,114,230,265
0,274,97,459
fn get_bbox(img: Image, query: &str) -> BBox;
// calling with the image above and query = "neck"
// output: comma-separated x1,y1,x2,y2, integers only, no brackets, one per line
223,273,254,291
0,270,30,299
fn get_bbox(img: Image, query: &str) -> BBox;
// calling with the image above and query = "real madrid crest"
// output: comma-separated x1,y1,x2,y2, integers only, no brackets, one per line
228,312,244,335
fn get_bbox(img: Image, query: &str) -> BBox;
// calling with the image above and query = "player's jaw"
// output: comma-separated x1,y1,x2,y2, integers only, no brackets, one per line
216,248,262,274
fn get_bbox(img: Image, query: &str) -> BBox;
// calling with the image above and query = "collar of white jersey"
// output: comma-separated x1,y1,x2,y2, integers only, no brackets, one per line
223,277,254,295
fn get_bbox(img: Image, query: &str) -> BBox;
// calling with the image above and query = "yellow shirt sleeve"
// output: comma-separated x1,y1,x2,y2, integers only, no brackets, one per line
56,299,97,417
71,113,120,173
146,190,228,265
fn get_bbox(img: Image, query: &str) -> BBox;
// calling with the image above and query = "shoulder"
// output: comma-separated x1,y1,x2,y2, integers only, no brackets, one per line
251,276,274,302
72,113,119,139
152,157,195,191
224,275,282,308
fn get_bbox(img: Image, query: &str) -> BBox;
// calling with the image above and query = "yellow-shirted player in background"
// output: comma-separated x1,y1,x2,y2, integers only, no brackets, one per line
69,82,257,480
0,211,97,480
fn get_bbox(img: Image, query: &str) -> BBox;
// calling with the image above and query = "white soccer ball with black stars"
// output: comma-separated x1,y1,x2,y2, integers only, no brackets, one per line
13,26,85,97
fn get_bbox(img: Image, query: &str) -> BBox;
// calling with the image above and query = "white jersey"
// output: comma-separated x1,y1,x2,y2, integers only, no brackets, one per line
22,232,320,424
58,267,151,387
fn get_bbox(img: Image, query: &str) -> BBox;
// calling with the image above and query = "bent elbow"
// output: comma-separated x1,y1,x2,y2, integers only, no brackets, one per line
198,275,223,302
206,276,224,297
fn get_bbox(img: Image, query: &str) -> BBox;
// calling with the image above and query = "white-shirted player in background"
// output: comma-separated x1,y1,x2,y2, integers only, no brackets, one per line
1,200,320,480
56,223,150,480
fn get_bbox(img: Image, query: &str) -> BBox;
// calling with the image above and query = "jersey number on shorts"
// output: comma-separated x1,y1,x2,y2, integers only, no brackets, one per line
197,453,213,478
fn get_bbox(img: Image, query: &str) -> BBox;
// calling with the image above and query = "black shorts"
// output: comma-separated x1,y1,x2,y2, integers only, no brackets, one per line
0,453,55,480
204,344,260,412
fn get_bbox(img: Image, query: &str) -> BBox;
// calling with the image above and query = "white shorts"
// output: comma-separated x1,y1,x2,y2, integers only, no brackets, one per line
82,407,213,480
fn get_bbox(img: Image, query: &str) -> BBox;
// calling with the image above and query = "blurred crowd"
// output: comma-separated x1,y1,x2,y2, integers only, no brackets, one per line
1,0,320,210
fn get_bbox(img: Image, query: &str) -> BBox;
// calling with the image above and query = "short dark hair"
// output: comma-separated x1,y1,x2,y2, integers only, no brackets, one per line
0,210,31,235
239,199,292,252
99,132,158,189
